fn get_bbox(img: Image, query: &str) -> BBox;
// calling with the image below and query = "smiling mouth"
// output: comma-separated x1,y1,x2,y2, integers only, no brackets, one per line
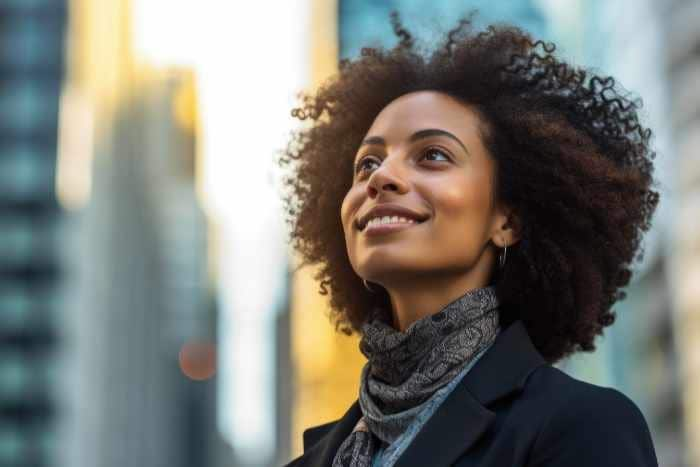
360,218,428,236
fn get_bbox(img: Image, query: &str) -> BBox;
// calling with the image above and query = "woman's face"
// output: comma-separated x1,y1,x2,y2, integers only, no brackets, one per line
340,90,510,289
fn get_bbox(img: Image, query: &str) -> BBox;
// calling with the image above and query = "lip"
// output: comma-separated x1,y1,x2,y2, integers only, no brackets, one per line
356,203,430,231
362,218,427,237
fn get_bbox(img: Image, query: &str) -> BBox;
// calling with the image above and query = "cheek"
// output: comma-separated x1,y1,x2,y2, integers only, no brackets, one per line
435,177,491,219
341,187,361,231
429,176,494,249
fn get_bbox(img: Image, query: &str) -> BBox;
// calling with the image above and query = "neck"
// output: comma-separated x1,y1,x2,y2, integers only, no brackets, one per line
386,271,493,332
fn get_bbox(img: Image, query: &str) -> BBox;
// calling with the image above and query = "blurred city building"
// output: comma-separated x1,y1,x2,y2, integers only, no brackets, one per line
54,1,229,466
660,0,700,466
59,68,221,467
339,0,547,58
0,1,67,465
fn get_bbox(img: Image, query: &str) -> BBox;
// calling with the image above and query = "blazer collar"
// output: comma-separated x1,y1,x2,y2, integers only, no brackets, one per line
295,319,547,467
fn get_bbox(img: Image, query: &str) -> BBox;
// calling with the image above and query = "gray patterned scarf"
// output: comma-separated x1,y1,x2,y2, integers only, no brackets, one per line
332,285,500,467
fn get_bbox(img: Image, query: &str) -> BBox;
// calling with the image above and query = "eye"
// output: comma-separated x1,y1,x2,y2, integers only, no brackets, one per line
354,147,452,176
354,155,379,174
423,147,451,162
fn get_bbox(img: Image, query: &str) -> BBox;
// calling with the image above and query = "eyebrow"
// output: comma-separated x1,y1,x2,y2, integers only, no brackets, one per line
358,128,470,156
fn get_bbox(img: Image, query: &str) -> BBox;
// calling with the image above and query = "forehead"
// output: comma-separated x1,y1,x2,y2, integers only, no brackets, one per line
366,90,481,137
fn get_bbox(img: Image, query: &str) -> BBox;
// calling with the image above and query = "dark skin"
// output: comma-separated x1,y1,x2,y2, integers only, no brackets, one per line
340,91,521,332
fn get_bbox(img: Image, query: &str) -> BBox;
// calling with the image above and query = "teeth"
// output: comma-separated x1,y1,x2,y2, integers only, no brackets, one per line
366,215,417,228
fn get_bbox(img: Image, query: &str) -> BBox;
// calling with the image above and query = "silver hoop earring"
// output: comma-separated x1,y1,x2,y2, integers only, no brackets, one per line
363,278,376,293
499,238,508,269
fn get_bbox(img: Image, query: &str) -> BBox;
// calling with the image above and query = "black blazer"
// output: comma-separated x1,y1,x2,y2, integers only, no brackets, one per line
283,319,659,467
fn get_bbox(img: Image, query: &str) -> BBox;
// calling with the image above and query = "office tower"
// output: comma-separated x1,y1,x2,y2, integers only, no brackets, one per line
0,2,68,466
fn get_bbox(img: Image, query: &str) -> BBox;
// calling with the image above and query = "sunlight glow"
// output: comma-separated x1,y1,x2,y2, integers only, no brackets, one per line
132,1,310,463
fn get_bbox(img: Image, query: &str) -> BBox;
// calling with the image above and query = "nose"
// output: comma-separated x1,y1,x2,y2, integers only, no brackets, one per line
365,156,409,197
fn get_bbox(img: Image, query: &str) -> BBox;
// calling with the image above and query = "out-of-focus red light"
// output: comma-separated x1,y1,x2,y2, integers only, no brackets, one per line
179,341,217,381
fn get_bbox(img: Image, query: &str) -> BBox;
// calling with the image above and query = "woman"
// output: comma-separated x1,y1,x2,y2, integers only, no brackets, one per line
279,11,660,467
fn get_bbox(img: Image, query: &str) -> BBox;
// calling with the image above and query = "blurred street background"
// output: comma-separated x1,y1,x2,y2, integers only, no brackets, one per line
0,0,697,466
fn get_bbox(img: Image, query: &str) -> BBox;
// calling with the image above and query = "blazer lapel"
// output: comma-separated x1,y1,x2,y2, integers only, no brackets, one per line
294,319,546,467
394,319,546,467
294,399,362,467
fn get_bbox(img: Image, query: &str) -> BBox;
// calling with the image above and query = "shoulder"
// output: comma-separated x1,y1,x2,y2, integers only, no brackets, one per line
526,365,650,427
524,363,637,407
522,365,659,466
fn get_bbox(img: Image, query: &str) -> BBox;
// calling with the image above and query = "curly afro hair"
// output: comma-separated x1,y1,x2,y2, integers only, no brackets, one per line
276,11,660,365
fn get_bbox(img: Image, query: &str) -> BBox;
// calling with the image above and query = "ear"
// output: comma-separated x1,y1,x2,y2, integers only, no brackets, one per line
490,204,521,248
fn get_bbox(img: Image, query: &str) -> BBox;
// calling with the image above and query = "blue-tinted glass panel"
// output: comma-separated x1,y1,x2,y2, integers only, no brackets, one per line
0,81,60,133
339,0,550,60
0,0,64,11
0,353,33,399
0,216,59,266
0,289,34,329
0,17,64,69
0,145,55,201
0,426,24,463
0,285,57,333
